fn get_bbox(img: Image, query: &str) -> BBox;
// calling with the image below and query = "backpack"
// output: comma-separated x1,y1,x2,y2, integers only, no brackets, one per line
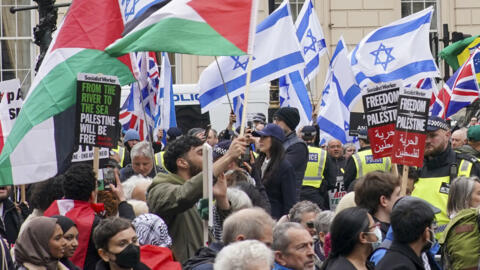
440,207,480,270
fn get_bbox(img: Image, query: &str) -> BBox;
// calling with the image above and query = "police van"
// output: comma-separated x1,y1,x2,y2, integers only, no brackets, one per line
121,83,270,133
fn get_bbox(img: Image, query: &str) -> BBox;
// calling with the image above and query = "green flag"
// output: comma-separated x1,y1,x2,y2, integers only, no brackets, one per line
440,35,480,71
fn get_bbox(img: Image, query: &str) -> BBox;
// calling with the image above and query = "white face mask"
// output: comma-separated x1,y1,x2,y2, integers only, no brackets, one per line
366,227,383,250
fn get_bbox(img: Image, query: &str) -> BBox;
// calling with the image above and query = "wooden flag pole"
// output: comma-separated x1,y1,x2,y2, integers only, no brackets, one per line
240,55,254,136
400,165,409,196
20,185,26,203
392,163,398,177
93,147,99,203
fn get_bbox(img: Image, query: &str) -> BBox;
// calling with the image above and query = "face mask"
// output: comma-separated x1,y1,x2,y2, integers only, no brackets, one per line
112,244,140,268
366,227,383,250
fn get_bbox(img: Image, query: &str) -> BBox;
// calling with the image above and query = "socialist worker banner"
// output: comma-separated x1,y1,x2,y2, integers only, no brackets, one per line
362,82,400,159
392,86,432,167
0,79,23,154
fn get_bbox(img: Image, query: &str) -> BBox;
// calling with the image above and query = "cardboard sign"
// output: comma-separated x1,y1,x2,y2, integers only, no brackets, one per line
362,82,400,158
349,112,367,136
392,87,432,167
76,73,120,148
0,79,22,154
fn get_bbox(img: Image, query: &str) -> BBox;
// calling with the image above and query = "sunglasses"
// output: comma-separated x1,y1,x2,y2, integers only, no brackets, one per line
306,221,315,229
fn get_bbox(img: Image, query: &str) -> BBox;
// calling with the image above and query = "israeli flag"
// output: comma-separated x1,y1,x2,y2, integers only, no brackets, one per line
154,52,177,134
318,37,361,145
232,94,244,129
296,0,327,83
279,73,313,129
279,0,326,129
198,0,304,113
350,6,440,87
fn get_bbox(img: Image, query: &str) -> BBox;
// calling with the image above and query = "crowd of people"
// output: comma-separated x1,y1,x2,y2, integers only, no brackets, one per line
0,108,480,269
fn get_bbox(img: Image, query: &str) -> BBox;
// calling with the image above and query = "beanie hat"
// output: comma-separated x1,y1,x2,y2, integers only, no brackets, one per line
274,107,300,131
166,127,183,140
124,129,140,143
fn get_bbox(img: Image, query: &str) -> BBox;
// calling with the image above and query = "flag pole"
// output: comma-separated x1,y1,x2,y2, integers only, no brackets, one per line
240,55,254,136
138,85,158,175
214,56,234,112
314,49,332,117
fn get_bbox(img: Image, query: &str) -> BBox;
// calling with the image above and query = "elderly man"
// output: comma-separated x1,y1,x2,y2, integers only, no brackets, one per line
288,201,321,237
451,128,468,149
214,240,273,270
119,141,164,182
183,207,275,270
456,125,480,158
326,139,348,210
273,222,315,270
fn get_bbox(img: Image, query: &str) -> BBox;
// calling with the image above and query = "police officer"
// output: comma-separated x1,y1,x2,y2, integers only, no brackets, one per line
344,128,392,190
111,129,140,168
413,116,480,237
299,126,334,210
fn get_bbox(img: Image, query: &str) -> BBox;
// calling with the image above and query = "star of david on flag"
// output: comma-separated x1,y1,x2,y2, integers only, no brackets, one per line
350,6,439,87
198,0,304,113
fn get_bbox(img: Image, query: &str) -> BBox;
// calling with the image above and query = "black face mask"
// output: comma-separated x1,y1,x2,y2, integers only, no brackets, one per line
112,244,140,269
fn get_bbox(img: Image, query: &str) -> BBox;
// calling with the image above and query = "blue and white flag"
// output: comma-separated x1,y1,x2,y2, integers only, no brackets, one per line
155,52,177,134
318,37,361,145
296,0,327,83
279,73,313,129
279,0,326,129
232,94,244,129
198,0,304,113
350,6,440,87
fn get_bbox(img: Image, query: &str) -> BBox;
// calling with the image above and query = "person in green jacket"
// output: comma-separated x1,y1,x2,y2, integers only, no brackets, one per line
147,135,247,263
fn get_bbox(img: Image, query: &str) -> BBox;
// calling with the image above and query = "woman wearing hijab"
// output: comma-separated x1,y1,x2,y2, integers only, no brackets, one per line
14,216,68,270
52,216,80,270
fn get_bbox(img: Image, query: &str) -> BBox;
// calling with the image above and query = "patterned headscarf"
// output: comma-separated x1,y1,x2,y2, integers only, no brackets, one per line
132,213,172,247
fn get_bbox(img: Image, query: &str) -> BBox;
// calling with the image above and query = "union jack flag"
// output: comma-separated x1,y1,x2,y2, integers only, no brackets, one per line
119,52,160,140
430,48,480,119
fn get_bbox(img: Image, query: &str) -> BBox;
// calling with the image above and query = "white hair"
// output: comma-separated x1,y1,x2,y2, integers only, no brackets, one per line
127,199,149,217
214,240,274,270
122,175,152,200
227,187,252,211
130,141,154,160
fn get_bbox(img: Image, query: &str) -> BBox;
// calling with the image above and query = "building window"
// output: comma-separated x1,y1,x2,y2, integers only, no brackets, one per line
156,52,181,84
401,0,439,64
271,0,305,21
1,0,35,93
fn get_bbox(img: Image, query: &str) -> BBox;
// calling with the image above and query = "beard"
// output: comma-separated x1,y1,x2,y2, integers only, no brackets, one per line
187,160,202,176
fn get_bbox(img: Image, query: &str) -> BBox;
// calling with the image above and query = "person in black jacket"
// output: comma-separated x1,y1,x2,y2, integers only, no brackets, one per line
376,197,437,270
0,186,23,245
252,124,297,219
273,107,309,201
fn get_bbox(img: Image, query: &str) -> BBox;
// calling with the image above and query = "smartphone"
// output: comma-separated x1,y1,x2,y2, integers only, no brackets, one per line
102,168,116,191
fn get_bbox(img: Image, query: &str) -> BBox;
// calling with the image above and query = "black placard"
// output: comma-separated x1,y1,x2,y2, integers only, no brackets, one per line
76,73,120,148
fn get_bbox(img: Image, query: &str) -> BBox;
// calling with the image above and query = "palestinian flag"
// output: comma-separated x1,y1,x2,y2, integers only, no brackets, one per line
106,0,258,57
440,35,480,71
0,0,135,185
44,200,96,269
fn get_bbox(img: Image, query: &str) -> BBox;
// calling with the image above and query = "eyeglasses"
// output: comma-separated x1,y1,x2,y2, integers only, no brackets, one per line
306,221,315,229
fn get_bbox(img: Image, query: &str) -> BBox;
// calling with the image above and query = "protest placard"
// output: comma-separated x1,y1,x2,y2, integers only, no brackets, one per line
392,86,431,167
349,112,367,136
362,82,400,159
0,79,22,154
76,73,121,148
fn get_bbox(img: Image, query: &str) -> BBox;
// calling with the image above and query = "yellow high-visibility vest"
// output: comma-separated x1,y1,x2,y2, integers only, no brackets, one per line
352,149,391,178
412,159,472,239
155,151,166,170
111,146,126,167
302,146,328,188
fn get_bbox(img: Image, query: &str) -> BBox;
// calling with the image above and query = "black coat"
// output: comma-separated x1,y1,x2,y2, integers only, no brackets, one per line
0,199,23,245
253,158,296,219
283,132,308,201
376,241,424,270
323,255,374,270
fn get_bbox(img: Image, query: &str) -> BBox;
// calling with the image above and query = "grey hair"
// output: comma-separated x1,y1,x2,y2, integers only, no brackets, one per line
288,200,321,223
272,222,305,253
314,210,335,233
227,187,252,211
213,240,274,270
447,176,480,217
343,143,356,153
222,207,275,245
122,175,152,200
130,141,154,160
